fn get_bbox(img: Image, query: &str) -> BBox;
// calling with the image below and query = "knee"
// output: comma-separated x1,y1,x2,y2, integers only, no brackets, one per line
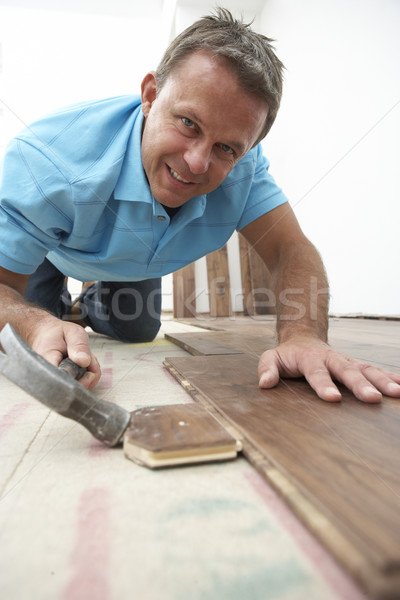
111,315,162,344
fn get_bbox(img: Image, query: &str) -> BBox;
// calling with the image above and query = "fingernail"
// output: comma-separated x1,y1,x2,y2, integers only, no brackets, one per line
364,386,382,396
75,352,91,365
362,387,382,402
324,387,342,400
81,371,95,385
388,382,400,392
259,374,270,387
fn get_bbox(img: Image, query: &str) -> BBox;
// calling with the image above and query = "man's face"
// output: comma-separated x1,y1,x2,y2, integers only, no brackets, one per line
140,51,269,208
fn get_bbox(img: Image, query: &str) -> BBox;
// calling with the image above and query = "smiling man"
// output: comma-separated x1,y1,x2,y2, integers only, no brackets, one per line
0,8,399,403
140,51,268,206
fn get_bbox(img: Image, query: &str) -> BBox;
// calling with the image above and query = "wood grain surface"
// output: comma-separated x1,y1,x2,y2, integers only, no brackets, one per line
164,318,400,599
173,262,196,318
206,245,232,317
123,403,240,468
170,317,400,370
238,233,275,316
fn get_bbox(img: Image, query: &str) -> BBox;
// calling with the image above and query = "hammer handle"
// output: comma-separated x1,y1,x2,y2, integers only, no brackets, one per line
59,357,87,380
0,324,131,446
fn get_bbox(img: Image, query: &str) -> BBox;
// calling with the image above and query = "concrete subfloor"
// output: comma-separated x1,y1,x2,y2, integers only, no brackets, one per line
0,317,369,600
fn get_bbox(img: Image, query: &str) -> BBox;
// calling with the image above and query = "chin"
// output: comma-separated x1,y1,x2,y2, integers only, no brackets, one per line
161,198,188,208
152,187,192,208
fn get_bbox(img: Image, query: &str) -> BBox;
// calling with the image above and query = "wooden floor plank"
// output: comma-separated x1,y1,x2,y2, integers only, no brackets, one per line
173,263,196,318
165,329,399,371
206,246,232,317
164,330,274,356
164,317,400,599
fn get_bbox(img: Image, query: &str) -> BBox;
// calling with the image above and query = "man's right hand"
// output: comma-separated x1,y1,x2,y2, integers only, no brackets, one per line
28,316,101,389
0,267,101,390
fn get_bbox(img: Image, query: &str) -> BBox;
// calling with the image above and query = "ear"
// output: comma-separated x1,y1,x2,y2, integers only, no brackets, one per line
141,71,158,117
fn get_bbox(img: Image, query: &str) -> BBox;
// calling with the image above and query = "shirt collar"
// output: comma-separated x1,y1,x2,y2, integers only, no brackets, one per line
113,107,153,204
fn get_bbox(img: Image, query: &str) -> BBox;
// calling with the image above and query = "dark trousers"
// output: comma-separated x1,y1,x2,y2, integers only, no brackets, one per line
24,259,162,343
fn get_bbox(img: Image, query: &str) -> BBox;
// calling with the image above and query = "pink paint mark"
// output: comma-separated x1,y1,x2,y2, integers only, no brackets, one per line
0,403,30,440
244,470,369,600
63,487,111,600
88,439,110,458
97,368,113,390
103,352,113,365
132,352,154,364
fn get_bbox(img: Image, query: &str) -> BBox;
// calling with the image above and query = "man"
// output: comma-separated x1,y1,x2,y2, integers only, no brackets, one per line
0,9,399,402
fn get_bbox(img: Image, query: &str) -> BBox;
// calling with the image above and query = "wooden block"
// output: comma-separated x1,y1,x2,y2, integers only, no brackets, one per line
167,316,400,372
164,331,243,355
165,331,276,356
238,233,274,316
173,262,196,318
206,245,231,317
238,233,253,316
123,403,242,469
164,353,400,599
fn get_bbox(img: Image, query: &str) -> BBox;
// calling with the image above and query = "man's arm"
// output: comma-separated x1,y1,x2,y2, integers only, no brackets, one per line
240,204,400,402
0,266,100,389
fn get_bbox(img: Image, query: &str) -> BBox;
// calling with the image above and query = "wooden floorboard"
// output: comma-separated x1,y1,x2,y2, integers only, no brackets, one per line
169,317,400,371
164,317,400,600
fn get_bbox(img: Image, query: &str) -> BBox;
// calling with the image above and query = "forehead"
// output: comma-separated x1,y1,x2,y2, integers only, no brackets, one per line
159,51,268,149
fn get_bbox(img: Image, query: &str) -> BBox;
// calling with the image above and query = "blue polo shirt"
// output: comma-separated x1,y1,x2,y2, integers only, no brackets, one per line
0,95,288,282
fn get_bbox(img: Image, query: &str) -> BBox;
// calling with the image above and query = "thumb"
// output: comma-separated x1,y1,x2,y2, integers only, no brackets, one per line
258,350,281,389
63,327,91,367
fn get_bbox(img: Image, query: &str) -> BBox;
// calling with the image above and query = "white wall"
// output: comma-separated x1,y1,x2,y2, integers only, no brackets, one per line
1,0,398,315
0,0,174,305
260,0,400,315
0,3,164,146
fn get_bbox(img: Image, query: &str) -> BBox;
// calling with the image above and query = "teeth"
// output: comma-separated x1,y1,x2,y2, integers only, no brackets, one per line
169,167,190,184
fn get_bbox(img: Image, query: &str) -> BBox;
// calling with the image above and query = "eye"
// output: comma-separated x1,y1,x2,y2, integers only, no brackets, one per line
217,143,234,155
182,117,195,128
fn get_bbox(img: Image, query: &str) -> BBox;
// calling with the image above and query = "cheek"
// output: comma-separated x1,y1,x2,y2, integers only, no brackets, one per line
212,160,235,183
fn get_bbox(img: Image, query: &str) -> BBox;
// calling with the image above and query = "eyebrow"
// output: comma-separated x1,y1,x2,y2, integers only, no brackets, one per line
183,108,246,156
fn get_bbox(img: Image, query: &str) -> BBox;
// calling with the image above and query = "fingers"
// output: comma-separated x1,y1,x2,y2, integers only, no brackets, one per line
30,319,101,390
63,326,91,367
258,347,343,402
62,327,101,389
258,351,281,389
302,367,343,402
80,354,101,390
330,360,400,402
257,342,400,404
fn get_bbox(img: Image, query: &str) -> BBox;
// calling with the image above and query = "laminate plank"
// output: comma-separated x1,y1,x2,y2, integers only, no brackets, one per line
238,233,253,316
123,403,240,468
164,353,400,599
206,246,231,317
238,233,275,316
164,331,275,356
173,262,196,318
165,329,399,372
164,332,243,355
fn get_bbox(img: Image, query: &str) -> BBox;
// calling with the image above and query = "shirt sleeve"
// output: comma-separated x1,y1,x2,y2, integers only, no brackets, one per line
0,138,73,274
236,144,288,231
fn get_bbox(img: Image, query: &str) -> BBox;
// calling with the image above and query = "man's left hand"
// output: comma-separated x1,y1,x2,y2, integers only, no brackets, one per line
258,337,400,403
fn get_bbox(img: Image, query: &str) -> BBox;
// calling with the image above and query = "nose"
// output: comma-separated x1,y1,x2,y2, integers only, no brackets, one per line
183,141,211,175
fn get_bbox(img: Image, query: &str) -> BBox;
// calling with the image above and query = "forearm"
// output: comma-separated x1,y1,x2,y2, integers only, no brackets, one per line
271,240,330,343
0,282,58,345
0,281,100,388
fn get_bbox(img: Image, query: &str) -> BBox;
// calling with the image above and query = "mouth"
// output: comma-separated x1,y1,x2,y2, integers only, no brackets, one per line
167,165,193,185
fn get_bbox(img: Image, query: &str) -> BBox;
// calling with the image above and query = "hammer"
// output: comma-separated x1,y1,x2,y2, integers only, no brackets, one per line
0,324,241,468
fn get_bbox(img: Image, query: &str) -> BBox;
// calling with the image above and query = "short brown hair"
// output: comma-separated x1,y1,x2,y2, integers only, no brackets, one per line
156,7,285,142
